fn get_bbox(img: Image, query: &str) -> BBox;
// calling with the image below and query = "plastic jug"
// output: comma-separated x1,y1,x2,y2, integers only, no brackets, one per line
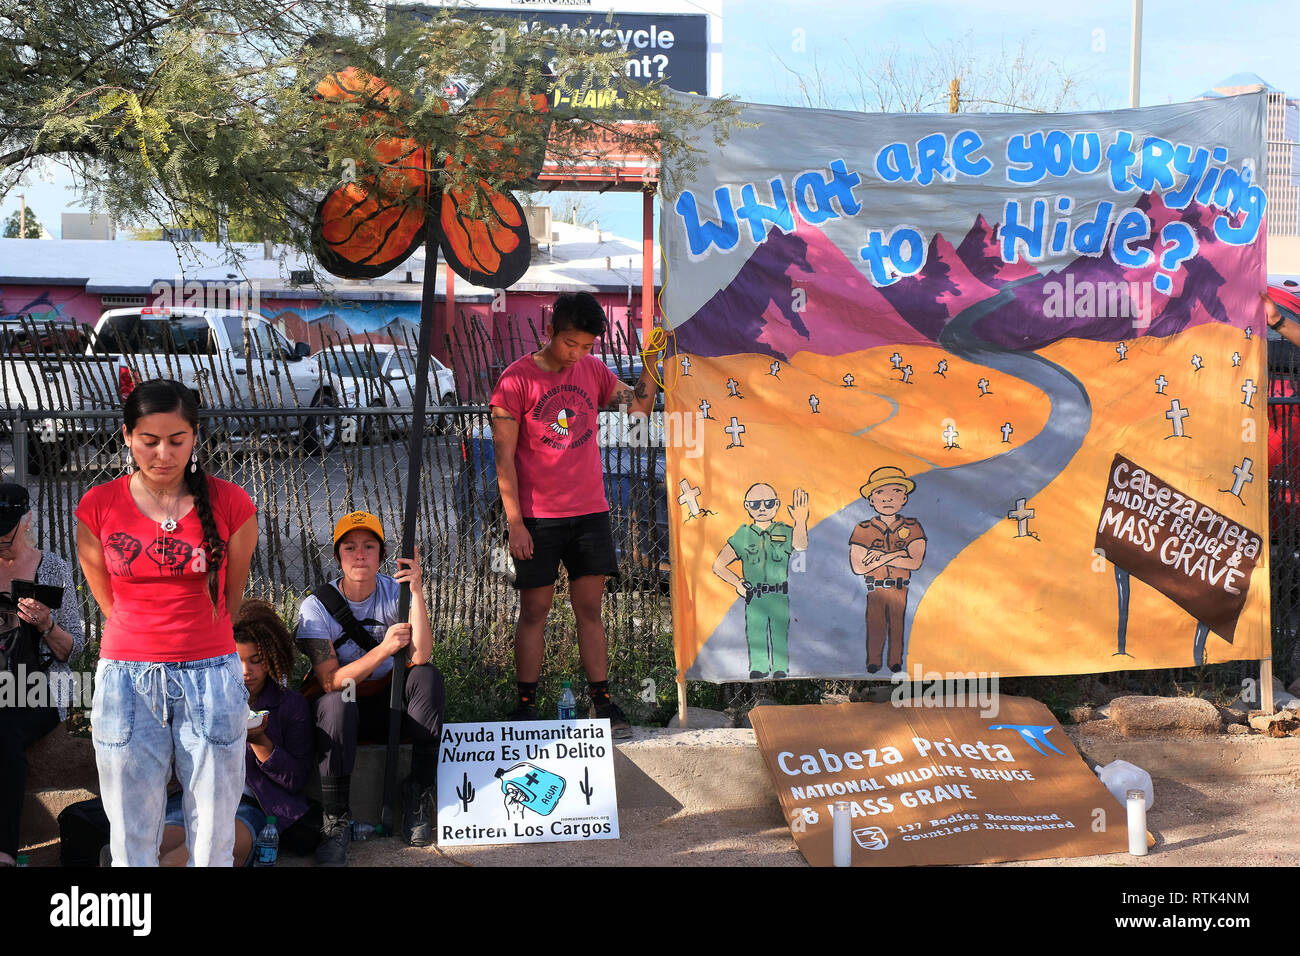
495,762,566,816
1095,759,1154,809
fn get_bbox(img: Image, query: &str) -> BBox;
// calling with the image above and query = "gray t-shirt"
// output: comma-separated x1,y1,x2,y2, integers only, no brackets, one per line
295,574,399,681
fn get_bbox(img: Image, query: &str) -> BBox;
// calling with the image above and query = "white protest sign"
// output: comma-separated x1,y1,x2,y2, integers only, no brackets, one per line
437,719,620,846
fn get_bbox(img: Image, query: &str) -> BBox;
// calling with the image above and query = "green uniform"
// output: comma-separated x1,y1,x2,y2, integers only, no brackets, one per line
728,521,796,675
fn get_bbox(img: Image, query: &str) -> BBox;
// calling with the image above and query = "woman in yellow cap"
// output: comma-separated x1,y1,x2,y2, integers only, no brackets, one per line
294,510,442,865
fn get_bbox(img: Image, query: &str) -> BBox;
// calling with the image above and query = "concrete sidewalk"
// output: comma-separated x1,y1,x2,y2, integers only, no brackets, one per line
21,726,1300,866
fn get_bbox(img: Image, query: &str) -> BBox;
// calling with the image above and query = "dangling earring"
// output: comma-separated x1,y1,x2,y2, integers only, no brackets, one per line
123,446,134,475
190,448,198,474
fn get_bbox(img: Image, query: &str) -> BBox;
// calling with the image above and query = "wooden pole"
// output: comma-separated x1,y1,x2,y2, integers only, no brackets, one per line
382,214,441,829
1262,658,1275,713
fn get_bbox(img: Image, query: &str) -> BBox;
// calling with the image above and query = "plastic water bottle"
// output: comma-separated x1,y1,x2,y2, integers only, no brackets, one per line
351,821,385,841
252,815,279,867
1095,760,1155,809
558,680,577,720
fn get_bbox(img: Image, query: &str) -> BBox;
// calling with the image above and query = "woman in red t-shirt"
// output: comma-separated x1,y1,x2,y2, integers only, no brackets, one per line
76,379,258,866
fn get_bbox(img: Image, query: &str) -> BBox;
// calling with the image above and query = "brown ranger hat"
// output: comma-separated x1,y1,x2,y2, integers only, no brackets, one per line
859,465,915,499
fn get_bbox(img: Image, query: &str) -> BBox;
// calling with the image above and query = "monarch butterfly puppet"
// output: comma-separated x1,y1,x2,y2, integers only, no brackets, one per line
311,65,551,288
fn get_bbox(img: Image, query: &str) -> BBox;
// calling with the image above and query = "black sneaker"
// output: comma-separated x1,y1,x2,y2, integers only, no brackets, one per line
506,701,540,721
399,776,435,848
590,700,633,740
316,811,351,867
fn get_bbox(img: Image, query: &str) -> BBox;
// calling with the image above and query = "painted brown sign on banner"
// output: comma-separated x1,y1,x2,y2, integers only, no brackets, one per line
750,697,1129,866
1094,454,1261,643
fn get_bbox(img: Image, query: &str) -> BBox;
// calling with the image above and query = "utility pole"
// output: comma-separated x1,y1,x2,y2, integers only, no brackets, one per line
1129,0,1143,108
18,193,26,238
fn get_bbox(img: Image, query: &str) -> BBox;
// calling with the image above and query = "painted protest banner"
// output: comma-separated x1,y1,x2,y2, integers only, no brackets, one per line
1095,453,1262,659
750,698,1130,866
659,94,1269,681
437,720,619,846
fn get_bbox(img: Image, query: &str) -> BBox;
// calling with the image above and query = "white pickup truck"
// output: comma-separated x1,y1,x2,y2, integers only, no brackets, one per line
89,306,338,450
2,307,339,473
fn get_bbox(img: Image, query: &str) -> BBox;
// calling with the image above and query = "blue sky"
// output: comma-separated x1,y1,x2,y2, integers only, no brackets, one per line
4,0,1297,243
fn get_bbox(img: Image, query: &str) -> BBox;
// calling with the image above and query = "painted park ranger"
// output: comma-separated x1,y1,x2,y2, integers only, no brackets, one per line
850,466,926,674
712,484,810,679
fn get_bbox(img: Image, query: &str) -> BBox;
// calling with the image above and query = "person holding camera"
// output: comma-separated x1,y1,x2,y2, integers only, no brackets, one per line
0,482,85,866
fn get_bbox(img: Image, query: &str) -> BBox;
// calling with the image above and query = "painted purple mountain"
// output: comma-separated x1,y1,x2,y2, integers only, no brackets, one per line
876,230,1002,340
968,192,1259,351
955,213,1042,288
674,193,1261,360
674,220,929,361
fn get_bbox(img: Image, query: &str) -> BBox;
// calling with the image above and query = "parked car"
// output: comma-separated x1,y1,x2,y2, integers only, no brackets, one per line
317,343,457,441
88,306,338,451
452,408,670,588
0,315,132,475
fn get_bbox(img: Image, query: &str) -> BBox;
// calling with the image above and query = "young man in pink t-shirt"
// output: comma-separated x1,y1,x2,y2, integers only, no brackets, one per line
490,292,660,737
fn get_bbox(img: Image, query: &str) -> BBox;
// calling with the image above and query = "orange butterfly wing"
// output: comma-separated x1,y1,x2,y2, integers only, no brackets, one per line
438,84,550,288
311,68,438,280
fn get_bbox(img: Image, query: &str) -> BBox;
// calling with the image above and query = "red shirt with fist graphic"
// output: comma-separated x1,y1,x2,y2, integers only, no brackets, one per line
76,475,256,661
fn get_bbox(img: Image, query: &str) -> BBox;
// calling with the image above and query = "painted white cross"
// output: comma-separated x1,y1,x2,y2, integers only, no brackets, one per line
768,360,781,377
935,359,948,377
677,479,703,516
1166,399,1190,438
1242,379,1258,407
1116,341,1129,361
724,417,746,448
808,394,820,413
1191,354,1203,371
680,355,692,375
977,378,991,396
890,352,903,368
1245,326,1254,339
726,378,742,397
842,373,855,387
1155,375,1168,394
1232,352,1241,367
942,423,959,448
1001,422,1014,443
900,364,913,383
1007,498,1036,538
1227,457,1254,498
698,399,713,419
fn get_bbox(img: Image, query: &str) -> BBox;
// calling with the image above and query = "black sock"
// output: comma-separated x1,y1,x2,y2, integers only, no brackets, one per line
588,680,611,708
320,775,351,819
412,749,437,790
517,681,538,709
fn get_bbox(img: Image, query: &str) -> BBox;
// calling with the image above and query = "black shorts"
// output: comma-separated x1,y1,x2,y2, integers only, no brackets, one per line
513,511,619,590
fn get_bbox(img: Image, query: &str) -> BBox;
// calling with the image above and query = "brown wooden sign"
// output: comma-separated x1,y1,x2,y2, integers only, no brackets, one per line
750,698,1130,866
1094,454,1261,643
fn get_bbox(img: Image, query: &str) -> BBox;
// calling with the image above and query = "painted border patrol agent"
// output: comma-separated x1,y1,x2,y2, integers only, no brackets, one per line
712,484,810,679
850,466,927,674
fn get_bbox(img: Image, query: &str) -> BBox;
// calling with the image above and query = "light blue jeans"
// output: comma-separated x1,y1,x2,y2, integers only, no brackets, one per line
92,654,248,867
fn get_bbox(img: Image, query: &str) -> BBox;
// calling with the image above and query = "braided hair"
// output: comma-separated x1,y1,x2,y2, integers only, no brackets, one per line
123,379,224,611
232,599,298,692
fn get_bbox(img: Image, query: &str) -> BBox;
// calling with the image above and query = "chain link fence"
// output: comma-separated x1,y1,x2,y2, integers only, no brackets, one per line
5,312,1300,725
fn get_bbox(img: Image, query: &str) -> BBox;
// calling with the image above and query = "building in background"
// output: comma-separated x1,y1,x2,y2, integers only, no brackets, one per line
60,213,116,240
0,214,661,400
1200,73,1300,238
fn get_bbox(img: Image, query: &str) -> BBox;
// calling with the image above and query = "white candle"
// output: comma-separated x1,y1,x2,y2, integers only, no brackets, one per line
833,801,851,867
1127,788,1148,856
